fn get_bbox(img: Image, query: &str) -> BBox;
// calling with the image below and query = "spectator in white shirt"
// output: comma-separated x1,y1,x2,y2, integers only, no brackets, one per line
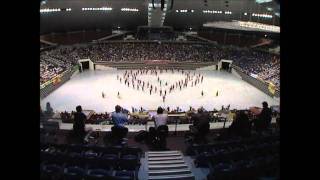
152,107,168,128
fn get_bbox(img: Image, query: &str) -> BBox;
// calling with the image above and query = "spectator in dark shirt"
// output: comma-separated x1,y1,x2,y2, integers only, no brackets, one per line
253,101,272,131
188,108,210,143
45,102,54,117
73,105,86,140
229,110,251,137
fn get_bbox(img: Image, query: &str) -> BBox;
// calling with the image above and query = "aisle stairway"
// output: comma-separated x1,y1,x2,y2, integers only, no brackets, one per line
146,151,194,180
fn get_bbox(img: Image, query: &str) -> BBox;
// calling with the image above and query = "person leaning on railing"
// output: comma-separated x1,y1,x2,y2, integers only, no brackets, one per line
110,105,129,142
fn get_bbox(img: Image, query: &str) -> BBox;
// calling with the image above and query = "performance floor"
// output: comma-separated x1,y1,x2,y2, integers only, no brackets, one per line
41,69,279,113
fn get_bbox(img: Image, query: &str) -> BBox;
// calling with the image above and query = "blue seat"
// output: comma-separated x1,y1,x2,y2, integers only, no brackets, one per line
63,166,86,179
119,155,139,171
100,153,119,169
68,144,85,153
86,169,112,179
41,151,57,164
195,151,213,167
114,171,135,180
103,146,123,156
121,147,142,158
66,152,83,164
84,145,106,154
41,163,63,179
42,163,62,174
82,150,100,163
213,163,235,180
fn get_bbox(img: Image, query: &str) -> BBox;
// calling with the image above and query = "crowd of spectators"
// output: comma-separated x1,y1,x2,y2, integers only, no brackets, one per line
40,42,279,88
40,49,78,84
225,48,280,88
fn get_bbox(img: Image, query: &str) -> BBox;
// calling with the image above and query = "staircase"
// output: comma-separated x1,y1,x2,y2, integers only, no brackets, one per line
146,151,194,180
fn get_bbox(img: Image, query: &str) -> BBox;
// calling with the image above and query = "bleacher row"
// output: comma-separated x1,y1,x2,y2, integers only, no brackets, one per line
187,134,280,179
40,143,143,180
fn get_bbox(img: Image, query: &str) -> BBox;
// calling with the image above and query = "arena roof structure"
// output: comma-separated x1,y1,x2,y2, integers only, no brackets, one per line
40,0,280,34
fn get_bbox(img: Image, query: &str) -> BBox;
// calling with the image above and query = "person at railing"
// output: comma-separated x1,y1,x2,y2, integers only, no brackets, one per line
252,101,272,132
147,107,169,150
44,102,54,118
72,105,87,143
228,110,251,138
187,107,210,143
110,105,129,143
152,107,168,129
111,105,128,127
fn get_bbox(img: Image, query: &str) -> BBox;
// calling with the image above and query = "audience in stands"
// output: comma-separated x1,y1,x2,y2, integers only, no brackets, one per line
40,43,280,89
229,49,280,88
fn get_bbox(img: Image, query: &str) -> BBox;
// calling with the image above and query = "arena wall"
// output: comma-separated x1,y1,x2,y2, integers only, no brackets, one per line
196,65,218,71
232,65,280,98
95,64,117,71
231,68,242,79
94,62,216,70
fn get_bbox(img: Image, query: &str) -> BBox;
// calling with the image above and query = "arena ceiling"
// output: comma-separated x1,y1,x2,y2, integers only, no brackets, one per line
40,0,280,34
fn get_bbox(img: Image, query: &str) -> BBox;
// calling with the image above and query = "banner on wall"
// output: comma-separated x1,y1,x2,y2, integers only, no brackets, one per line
52,75,62,85
268,82,276,95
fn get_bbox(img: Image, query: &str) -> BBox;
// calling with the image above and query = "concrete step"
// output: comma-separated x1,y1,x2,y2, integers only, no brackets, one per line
148,156,183,161
148,153,182,157
148,160,185,165
149,169,192,176
148,174,194,180
148,151,180,154
149,164,188,170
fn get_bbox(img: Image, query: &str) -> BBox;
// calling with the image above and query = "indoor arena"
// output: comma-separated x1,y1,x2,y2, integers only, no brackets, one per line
40,0,280,179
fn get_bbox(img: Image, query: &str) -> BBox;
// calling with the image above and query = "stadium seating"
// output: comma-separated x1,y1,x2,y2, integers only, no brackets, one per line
40,42,279,89
185,133,279,179
40,143,142,180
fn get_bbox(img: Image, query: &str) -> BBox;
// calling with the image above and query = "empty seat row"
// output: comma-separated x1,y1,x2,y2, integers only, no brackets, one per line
186,134,279,156
41,143,142,172
40,163,135,180
41,149,140,171
206,154,279,180
194,142,279,167
41,143,142,158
